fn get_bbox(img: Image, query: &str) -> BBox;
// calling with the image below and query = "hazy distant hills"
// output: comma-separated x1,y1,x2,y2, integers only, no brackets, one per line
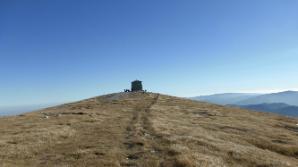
191,91,298,117
191,93,260,105
237,103,298,117
236,91,298,106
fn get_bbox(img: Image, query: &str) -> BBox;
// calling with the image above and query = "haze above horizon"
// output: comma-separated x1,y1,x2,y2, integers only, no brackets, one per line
1,0,298,107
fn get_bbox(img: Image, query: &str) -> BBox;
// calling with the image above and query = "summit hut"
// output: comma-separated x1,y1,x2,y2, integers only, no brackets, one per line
131,80,143,92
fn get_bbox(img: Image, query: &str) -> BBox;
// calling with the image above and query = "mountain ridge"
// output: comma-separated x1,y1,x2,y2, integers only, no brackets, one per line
237,103,298,117
192,91,298,117
236,91,298,106
192,91,298,106
191,93,260,105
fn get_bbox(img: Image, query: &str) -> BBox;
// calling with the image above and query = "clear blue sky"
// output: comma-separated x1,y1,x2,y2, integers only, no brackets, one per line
1,0,298,107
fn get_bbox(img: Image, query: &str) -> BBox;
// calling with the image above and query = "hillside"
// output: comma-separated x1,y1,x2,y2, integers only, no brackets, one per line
1,92,298,167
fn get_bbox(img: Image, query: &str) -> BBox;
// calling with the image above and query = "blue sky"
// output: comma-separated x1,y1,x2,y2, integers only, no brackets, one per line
0,0,298,107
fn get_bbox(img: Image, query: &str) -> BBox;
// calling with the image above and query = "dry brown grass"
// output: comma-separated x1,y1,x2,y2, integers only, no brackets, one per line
0,92,298,166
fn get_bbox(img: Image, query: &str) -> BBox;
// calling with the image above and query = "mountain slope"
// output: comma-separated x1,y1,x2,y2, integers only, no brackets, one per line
237,91,298,106
1,92,298,167
191,93,260,105
238,103,298,117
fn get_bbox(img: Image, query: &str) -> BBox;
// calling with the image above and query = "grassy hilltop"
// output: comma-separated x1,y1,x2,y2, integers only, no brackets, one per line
1,92,298,167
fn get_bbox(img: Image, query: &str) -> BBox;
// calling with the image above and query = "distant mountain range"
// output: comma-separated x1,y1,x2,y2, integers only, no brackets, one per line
236,91,298,106
236,103,298,117
191,91,298,117
191,93,261,105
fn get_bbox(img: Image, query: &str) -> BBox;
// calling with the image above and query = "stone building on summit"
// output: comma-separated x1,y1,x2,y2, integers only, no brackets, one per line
131,80,143,92
124,80,144,92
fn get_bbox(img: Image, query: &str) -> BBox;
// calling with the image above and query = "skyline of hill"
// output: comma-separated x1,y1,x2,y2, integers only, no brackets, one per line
2,90,298,117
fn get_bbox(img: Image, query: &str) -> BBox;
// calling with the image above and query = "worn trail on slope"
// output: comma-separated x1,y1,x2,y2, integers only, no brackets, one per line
121,94,173,166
